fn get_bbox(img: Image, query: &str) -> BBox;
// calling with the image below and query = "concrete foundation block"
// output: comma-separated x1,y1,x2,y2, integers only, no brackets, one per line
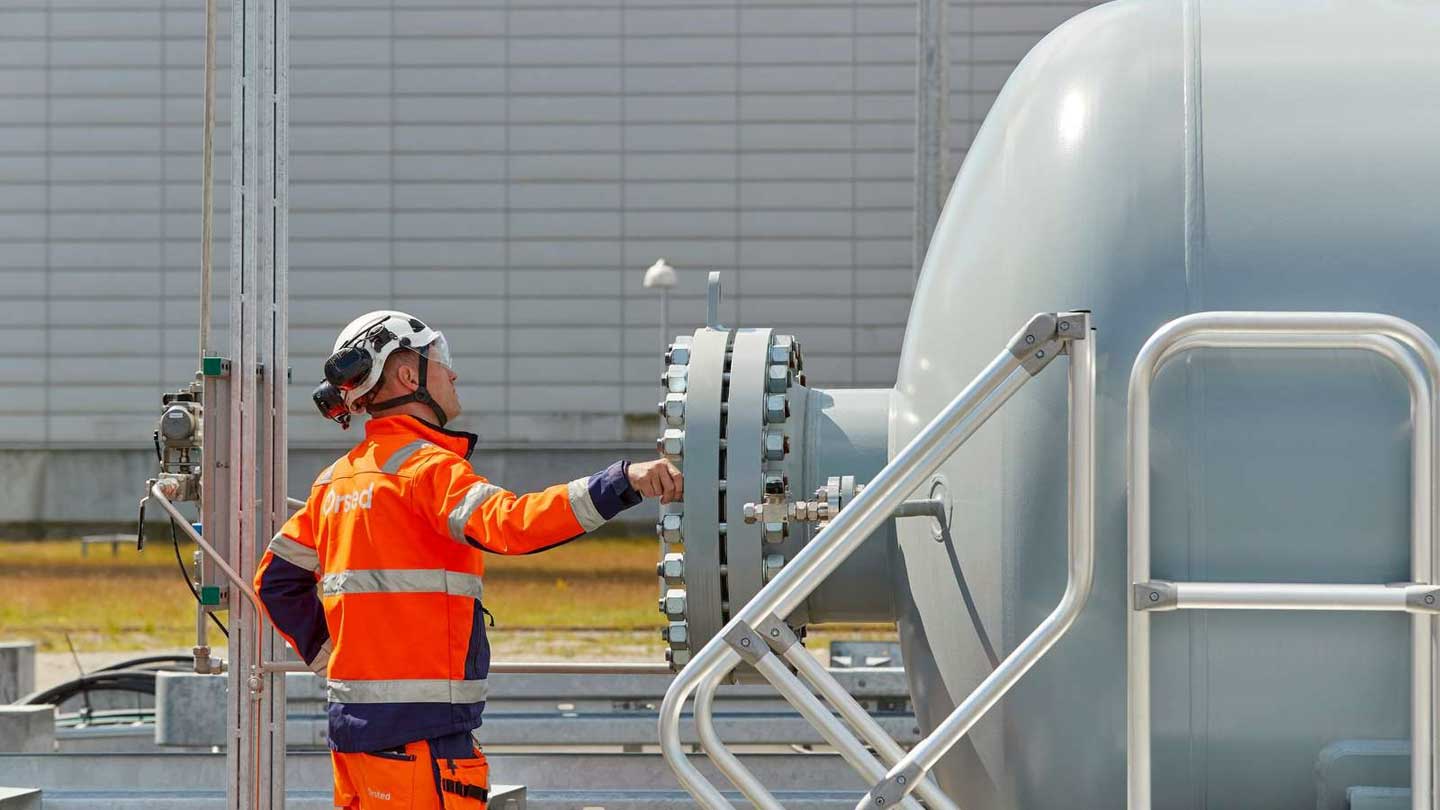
0,643,35,704
0,788,41,810
0,706,54,753
154,672,226,747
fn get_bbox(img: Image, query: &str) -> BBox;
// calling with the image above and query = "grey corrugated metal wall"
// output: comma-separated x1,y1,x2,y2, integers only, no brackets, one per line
0,0,1102,524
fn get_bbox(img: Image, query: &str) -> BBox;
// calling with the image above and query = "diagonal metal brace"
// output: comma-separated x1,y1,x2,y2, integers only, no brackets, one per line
1007,311,1089,375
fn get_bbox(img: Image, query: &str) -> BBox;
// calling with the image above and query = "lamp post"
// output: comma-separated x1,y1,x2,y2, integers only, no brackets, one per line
643,258,678,352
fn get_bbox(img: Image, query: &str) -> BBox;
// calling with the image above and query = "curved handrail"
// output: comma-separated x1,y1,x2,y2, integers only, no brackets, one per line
1126,313,1440,810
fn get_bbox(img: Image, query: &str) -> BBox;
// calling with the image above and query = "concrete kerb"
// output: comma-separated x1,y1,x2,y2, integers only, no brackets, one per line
0,788,41,810
0,706,54,754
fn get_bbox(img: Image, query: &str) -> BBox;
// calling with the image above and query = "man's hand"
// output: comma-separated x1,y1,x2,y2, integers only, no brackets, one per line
628,458,683,504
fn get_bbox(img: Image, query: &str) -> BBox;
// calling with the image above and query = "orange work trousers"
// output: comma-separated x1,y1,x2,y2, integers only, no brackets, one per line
332,739,489,809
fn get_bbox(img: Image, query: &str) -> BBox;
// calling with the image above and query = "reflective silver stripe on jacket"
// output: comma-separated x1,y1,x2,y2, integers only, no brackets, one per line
381,440,431,474
567,477,605,533
320,568,483,600
327,677,489,705
267,532,319,573
447,481,504,544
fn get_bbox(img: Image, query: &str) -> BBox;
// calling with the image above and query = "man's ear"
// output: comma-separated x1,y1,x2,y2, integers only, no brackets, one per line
393,356,421,390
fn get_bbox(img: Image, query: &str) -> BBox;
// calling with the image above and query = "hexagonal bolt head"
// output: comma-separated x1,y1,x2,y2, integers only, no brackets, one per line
662,588,687,620
768,337,794,365
657,428,685,458
763,431,787,460
662,393,686,426
658,552,685,581
762,553,785,583
764,474,787,495
662,621,690,648
666,648,692,667
666,344,692,366
764,393,789,424
766,364,792,393
663,364,689,393
741,502,762,524
763,521,786,543
659,513,683,542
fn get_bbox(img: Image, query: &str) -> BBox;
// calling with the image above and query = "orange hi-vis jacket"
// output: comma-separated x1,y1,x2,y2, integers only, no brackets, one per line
253,414,641,752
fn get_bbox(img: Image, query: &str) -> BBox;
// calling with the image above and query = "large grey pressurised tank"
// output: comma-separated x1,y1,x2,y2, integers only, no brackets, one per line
893,1,1440,807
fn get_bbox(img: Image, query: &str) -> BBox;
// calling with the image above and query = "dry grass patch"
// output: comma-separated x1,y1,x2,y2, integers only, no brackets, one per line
0,536,895,658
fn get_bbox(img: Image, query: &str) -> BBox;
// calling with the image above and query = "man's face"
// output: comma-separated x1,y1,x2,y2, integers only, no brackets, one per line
368,348,462,424
426,358,462,423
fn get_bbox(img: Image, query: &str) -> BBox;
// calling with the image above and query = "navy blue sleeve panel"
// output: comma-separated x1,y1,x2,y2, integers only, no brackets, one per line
587,459,643,519
256,555,329,664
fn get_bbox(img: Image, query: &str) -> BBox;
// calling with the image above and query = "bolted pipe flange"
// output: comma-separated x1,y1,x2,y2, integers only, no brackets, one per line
658,428,685,459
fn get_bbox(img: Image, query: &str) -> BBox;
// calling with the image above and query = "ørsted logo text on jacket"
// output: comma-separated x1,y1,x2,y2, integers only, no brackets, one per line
322,484,374,515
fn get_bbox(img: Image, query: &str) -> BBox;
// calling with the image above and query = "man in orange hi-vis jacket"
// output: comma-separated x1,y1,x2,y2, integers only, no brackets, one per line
254,310,682,809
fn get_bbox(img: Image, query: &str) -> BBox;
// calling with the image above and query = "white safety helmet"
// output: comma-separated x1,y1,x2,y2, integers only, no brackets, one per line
311,310,453,429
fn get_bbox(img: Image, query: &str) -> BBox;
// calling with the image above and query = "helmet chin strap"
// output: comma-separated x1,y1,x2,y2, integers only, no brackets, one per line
366,344,450,427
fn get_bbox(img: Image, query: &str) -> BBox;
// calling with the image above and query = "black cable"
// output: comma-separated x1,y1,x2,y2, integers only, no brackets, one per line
169,517,229,638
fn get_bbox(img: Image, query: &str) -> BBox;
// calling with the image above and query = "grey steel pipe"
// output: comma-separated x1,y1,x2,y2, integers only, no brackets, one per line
781,644,958,810
660,328,1034,809
695,673,786,810
151,481,264,618
1127,314,1440,810
862,320,1096,809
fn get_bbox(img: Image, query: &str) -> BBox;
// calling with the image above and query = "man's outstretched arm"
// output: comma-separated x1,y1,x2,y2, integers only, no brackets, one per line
417,453,681,555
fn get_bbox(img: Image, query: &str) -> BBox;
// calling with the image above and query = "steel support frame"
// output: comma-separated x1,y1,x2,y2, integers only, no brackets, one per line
659,312,1095,810
229,0,289,805
1126,313,1440,810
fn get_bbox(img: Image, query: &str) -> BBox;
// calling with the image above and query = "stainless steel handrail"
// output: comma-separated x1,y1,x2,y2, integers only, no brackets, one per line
1126,315,1440,810
660,312,1094,810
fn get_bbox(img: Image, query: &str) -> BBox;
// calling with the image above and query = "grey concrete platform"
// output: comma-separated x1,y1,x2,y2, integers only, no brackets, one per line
0,751,874,809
